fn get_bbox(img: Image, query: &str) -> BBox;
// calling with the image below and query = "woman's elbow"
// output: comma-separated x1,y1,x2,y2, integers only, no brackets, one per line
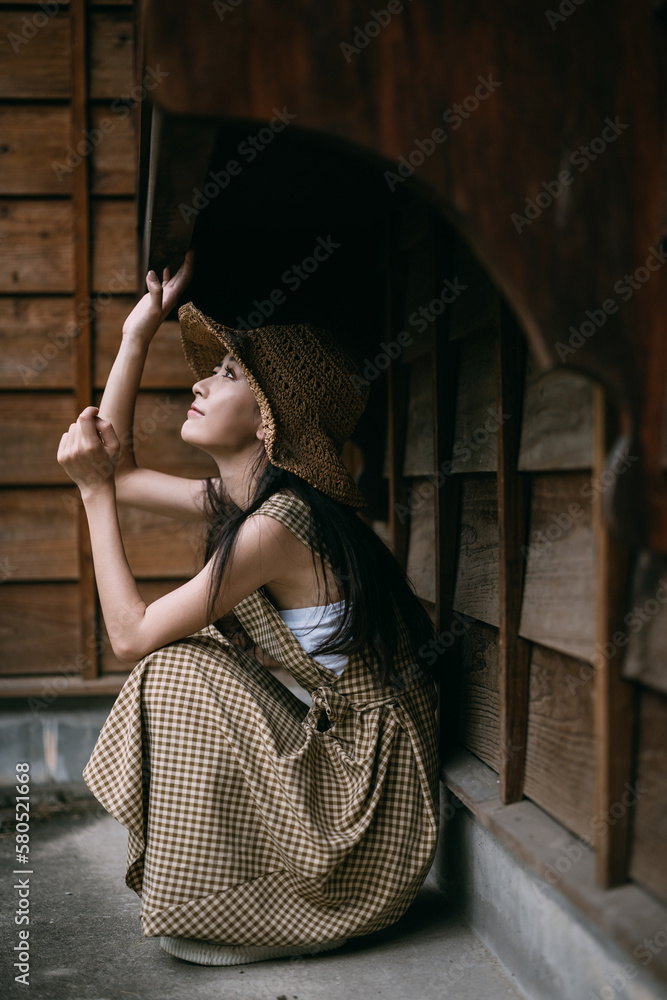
111,633,152,664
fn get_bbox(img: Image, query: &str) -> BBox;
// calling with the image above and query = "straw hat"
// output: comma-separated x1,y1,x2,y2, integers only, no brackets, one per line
178,301,370,509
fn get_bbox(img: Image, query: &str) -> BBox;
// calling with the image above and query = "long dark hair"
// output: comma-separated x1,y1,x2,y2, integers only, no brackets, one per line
201,451,438,691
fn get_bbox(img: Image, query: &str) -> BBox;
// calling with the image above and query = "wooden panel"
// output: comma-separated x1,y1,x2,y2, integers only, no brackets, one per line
405,476,436,605
92,389,219,478
0,106,71,194
95,309,195,389
117,505,205,578
457,619,500,771
592,382,635,887
450,326,498,474
519,472,596,660
622,548,667,695
0,488,78,580
89,10,134,100
628,688,667,905
398,228,435,365
518,352,594,471
447,236,497,342
403,353,433,477
91,199,137,293
0,393,75,485
0,583,80,674
0,12,71,98
495,294,531,803
523,643,596,843
90,104,137,195
0,201,74,293
0,298,76,389
100,578,191,673
452,475,499,626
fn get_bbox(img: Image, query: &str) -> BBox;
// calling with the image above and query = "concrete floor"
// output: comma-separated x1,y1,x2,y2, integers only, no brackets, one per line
1,805,530,1000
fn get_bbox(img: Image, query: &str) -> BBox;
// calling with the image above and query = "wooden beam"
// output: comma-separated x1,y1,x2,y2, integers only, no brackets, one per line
592,382,636,886
0,676,130,699
431,220,461,756
495,294,531,803
386,212,410,568
70,0,97,680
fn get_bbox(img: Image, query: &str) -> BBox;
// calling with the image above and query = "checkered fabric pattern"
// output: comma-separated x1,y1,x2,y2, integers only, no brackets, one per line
83,490,440,947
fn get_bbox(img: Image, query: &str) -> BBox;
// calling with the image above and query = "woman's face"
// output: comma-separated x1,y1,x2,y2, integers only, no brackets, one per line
181,352,265,459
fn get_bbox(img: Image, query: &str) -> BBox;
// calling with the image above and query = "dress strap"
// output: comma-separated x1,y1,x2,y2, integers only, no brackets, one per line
246,490,334,569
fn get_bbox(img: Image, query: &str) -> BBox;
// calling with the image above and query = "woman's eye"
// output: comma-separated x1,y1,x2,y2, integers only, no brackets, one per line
223,365,235,379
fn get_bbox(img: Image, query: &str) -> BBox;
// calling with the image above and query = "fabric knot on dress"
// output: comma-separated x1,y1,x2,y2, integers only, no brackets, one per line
307,685,350,730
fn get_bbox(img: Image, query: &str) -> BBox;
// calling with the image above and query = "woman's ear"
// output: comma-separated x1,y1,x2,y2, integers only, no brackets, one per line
256,421,266,442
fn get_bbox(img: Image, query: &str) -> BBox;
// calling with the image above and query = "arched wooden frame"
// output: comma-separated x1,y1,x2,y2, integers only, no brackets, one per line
141,0,667,554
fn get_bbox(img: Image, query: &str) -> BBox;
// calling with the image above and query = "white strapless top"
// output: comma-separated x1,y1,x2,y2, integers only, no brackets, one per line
277,599,349,675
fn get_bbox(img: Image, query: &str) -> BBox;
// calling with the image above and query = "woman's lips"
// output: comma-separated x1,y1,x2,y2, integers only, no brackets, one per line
188,405,203,416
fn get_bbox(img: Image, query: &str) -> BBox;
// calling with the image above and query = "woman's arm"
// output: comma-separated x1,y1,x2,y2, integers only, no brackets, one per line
57,406,292,662
100,252,211,521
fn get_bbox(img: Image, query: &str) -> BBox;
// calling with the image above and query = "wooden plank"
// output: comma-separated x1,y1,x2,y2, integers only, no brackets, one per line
142,104,219,278
403,352,433,477
386,214,410,567
495,294,531,803
405,477,436,605
0,488,78,580
0,393,76,485
91,199,137,293
447,235,497,342
457,619,500,771
431,218,461,754
99,578,192,673
0,200,74,293
523,642,596,843
452,475,499,627
0,583,80,675
0,106,71,194
89,9,134,100
628,687,667,905
95,307,194,389
450,326,498,474
0,11,71,98
116,505,206,578
442,746,667,988
0,297,76,389
592,382,636,887
0,675,129,700
398,224,436,364
622,549,667,695
518,350,594,471
71,0,97,680
518,472,597,661
90,103,137,195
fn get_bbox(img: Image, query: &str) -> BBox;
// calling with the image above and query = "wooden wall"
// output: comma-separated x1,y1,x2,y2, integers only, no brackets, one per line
381,200,667,904
0,0,217,696
2,0,665,914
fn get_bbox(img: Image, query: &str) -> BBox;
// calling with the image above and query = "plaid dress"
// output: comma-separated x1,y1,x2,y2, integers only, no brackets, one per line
83,490,440,947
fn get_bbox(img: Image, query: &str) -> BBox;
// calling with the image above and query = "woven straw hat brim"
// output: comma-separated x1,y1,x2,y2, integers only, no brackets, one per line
178,302,368,509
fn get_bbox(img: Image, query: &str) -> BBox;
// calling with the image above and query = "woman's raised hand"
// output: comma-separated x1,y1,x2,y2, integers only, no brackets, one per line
122,249,195,344
57,406,122,500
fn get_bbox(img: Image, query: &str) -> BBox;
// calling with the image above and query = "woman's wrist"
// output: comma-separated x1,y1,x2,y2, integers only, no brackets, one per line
80,480,116,507
120,328,155,353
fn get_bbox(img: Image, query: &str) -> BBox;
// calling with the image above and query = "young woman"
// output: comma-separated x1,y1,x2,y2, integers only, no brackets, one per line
58,252,441,966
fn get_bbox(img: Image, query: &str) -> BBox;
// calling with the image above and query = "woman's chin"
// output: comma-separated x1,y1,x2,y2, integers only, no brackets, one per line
180,422,207,452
